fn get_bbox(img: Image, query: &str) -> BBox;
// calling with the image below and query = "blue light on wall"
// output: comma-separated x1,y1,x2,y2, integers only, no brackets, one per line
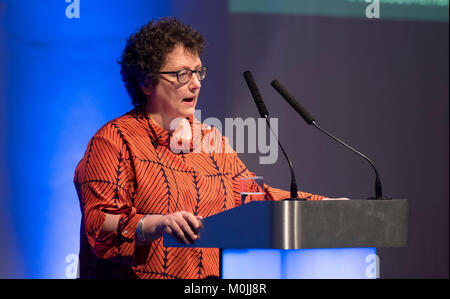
222,248,378,279
2,0,170,278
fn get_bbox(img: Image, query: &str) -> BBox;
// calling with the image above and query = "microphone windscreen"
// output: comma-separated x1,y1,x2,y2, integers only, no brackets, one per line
271,80,315,124
243,71,269,118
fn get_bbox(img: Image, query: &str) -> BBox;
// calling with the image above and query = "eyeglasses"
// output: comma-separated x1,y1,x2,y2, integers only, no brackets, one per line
158,66,207,84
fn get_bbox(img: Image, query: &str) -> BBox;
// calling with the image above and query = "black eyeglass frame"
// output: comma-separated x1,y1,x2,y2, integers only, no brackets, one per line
158,66,208,84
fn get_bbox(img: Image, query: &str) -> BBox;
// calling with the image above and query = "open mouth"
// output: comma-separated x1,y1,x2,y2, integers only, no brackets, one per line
182,97,195,103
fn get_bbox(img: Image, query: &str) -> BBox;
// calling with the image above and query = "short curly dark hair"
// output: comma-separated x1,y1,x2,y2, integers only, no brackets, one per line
118,17,205,109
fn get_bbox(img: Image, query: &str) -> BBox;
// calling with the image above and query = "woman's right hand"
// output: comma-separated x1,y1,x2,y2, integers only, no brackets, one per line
155,211,203,245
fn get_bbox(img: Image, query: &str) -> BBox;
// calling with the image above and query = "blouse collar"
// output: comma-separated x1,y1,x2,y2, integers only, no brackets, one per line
130,108,209,152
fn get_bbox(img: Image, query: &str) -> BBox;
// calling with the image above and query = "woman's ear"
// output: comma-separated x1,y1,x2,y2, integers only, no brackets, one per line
141,83,153,96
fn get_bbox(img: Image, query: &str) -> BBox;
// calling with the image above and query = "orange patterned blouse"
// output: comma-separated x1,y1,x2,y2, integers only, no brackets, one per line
74,109,324,279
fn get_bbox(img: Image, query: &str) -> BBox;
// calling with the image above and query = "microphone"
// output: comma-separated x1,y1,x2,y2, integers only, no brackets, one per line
271,79,388,200
243,71,304,200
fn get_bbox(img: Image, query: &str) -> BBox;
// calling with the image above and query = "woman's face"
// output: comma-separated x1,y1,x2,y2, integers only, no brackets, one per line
145,44,202,123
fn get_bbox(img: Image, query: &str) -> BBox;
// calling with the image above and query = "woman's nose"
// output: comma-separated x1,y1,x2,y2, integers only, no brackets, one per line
189,73,202,90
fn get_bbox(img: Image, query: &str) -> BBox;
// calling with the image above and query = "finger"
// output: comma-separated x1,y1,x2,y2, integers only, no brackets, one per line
170,219,191,245
175,215,199,242
181,212,202,233
195,216,204,229
159,215,190,244
192,216,204,239
162,225,189,244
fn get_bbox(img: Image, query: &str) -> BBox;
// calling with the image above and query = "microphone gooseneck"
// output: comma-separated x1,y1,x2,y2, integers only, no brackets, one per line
271,79,386,200
243,71,302,200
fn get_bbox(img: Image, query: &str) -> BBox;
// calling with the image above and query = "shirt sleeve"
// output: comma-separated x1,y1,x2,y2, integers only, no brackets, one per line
74,126,146,266
225,136,326,205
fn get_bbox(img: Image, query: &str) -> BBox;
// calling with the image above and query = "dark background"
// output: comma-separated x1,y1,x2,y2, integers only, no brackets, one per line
179,1,449,278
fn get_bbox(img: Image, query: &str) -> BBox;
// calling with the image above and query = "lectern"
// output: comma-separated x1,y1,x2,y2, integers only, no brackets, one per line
163,199,409,278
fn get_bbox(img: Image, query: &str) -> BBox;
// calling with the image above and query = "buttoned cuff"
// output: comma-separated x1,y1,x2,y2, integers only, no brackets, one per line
117,213,148,266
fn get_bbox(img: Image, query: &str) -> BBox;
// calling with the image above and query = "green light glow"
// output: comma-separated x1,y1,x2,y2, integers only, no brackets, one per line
229,0,449,22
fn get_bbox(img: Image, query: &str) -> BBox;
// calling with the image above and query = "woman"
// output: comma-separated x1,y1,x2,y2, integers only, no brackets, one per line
74,17,326,279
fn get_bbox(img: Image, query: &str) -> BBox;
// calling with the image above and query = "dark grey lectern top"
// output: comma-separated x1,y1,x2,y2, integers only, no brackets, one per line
163,199,409,249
